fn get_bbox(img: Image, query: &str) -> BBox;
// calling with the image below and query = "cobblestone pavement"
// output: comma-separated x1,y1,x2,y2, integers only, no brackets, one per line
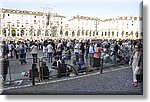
5,50,127,80
1,67,143,95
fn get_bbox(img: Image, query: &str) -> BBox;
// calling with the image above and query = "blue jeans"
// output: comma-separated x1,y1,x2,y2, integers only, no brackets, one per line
32,54,37,63
89,53,94,66
47,52,53,63
75,52,79,62
112,55,117,64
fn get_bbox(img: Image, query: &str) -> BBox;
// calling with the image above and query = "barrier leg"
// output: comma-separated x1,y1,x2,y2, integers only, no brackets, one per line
32,65,35,86
100,58,103,74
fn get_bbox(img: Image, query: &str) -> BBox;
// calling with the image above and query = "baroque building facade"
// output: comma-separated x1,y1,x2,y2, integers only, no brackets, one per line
0,8,66,40
0,8,142,40
67,15,142,40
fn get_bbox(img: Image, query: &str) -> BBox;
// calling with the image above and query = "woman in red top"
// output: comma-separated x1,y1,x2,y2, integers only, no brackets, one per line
93,43,102,67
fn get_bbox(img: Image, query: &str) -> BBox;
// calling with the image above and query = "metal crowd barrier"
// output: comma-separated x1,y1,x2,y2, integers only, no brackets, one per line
2,52,127,87
3,57,40,86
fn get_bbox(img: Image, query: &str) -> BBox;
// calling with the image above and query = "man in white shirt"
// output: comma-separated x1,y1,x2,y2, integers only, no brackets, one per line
8,42,14,58
47,42,53,63
30,43,38,63
88,43,94,66
74,41,80,62
66,40,71,50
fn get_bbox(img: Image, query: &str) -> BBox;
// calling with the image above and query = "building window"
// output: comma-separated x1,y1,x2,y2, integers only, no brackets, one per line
136,32,138,38
96,32,98,35
82,31,84,36
134,17,137,20
102,32,103,36
141,32,143,37
126,32,128,37
34,16,36,18
105,32,107,36
122,31,124,37
117,32,118,37
60,31,63,35
8,14,10,16
112,32,114,37
93,31,95,36
2,29,6,36
65,31,68,36
34,20,36,23
22,25,23,27
108,32,110,37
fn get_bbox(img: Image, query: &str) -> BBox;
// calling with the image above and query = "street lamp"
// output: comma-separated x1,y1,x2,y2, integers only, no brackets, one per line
7,22,11,37
95,17,99,38
0,8,5,36
30,26,34,36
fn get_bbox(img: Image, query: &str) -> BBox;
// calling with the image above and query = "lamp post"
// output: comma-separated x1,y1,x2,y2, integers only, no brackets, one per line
30,26,34,36
7,22,11,37
0,8,2,36
95,17,99,39
0,9,5,36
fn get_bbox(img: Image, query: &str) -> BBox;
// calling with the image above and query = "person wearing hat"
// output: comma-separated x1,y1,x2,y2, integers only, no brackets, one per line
129,45,142,87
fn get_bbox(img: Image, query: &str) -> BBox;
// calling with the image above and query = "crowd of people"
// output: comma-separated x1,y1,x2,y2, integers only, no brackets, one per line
1,38,143,86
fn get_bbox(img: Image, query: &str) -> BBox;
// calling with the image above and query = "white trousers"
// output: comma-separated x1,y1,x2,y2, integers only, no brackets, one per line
132,65,140,82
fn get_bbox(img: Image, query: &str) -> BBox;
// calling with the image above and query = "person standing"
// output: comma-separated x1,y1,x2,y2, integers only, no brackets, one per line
88,42,94,66
47,42,53,63
7,41,14,58
84,43,89,64
30,43,38,63
2,41,9,58
129,45,142,87
43,44,47,56
19,42,27,65
112,42,119,64
79,42,85,62
2,55,9,83
66,40,71,50
74,41,80,62
56,40,63,59
15,42,20,59
93,43,102,68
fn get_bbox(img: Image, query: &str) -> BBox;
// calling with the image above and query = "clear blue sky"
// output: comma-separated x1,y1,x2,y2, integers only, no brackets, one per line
0,0,142,19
